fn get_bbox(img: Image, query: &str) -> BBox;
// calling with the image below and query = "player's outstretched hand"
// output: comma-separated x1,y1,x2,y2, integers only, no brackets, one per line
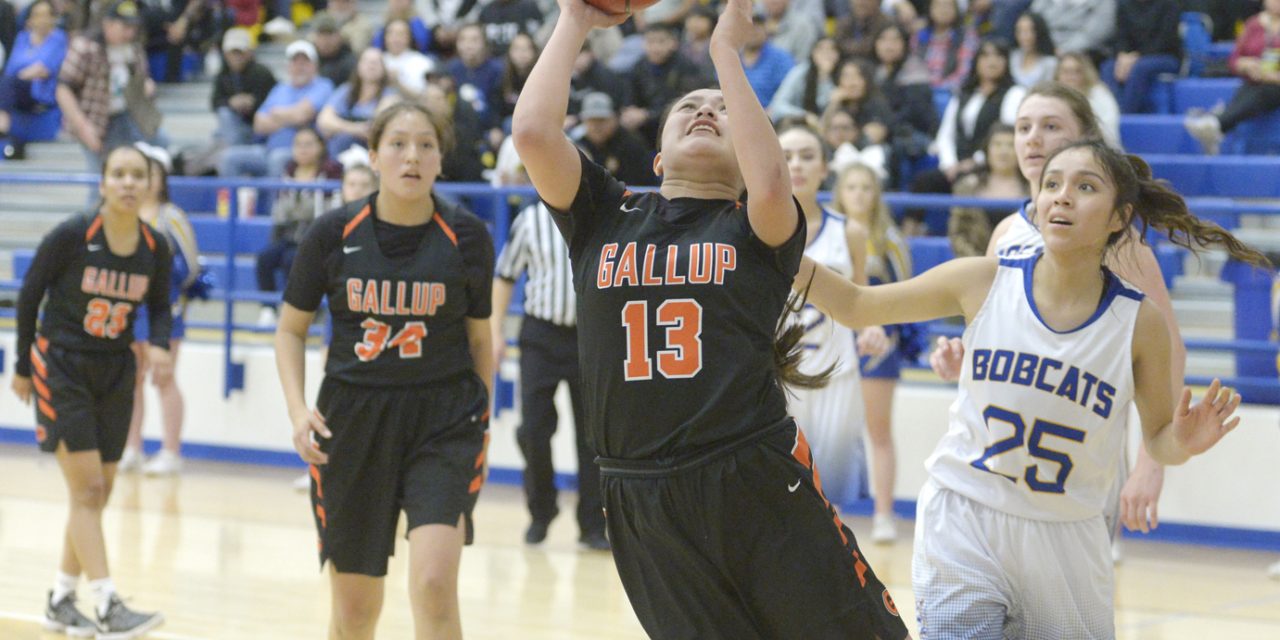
929,337,964,382
857,326,891,359
710,0,754,53
11,375,33,405
1171,378,1241,457
292,408,332,465
1119,462,1163,533
555,0,629,30
148,345,174,387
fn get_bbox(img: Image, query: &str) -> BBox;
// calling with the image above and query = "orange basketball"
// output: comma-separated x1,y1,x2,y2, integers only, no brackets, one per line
585,0,661,15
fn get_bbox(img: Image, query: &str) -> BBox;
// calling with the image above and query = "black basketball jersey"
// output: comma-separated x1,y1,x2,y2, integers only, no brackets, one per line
15,213,173,377
550,152,805,460
283,195,495,387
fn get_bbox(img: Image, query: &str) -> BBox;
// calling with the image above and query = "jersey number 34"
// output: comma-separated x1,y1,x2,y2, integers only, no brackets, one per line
621,299,703,381
970,405,1086,494
355,318,427,361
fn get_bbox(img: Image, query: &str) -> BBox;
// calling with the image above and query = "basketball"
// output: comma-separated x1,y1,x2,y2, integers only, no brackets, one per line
585,0,659,15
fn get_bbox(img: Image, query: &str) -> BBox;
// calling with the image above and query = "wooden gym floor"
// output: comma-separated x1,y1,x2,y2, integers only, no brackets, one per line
0,443,1278,639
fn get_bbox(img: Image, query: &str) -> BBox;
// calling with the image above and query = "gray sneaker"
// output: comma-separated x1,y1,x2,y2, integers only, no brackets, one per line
44,591,97,637
95,595,163,640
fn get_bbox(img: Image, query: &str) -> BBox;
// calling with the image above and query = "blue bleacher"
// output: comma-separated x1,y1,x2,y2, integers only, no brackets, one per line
1120,115,1202,154
1145,155,1280,198
189,216,273,256
1171,77,1241,113
10,108,63,143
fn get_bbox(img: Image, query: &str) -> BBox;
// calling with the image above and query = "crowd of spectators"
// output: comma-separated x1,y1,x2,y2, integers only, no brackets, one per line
0,0,1275,241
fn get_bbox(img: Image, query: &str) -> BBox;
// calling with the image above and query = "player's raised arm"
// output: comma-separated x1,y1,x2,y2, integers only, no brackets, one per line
511,0,625,210
709,0,797,247
797,255,997,330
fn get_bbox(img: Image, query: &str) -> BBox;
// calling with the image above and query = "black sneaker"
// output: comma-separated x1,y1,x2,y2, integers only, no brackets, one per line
96,594,163,640
525,520,551,545
44,591,97,638
579,531,611,552
2,141,25,161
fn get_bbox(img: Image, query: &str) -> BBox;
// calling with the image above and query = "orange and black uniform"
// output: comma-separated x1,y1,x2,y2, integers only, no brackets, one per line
283,194,494,577
15,213,172,462
548,152,907,639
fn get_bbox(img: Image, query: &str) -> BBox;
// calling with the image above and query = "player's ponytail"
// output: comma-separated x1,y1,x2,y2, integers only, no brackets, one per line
1046,140,1272,269
774,281,834,391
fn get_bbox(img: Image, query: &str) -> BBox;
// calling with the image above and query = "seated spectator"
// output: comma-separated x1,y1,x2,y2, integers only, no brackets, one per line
1030,0,1115,56
318,48,395,157
824,57,894,179
419,0,485,57
568,41,630,128
340,163,376,203
373,0,433,54
56,0,165,175
315,0,373,52
421,78,488,182
1054,51,1120,147
912,0,980,91
493,32,538,143
1010,11,1056,88
0,0,66,161
908,38,1023,232
1101,0,1181,114
255,125,342,325
446,23,504,127
622,23,709,147
760,0,821,63
870,22,939,170
140,0,204,83
572,92,658,186
948,123,1026,256
769,36,839,123
742,10,795,106
1186,1,1280,155
681,4,716,78
836,0,894,59
381,17,436,98
312,14,357,88
220,40,334,178
478,0,542,58
211,28,276,148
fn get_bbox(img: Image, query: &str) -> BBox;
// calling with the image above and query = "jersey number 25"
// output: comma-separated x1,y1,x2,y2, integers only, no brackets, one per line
970,405,1086,494
621,299,703,381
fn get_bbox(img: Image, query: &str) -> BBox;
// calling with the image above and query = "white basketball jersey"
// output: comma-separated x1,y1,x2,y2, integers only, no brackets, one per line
926,253,1144,521
798,210,859,377
995,201,1043,259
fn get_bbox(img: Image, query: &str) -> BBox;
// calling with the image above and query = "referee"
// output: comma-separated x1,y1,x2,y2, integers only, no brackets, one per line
492,200,608,550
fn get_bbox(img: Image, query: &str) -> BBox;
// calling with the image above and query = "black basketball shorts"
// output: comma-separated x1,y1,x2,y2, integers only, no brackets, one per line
598,422,909,640
30,337,136,463
309,373,490,577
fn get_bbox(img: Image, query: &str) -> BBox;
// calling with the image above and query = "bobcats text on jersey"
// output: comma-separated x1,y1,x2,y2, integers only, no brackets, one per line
971,348,1118,419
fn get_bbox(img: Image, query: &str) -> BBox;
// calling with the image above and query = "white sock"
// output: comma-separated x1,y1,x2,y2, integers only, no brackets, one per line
88,578,116,617
51,571,78,603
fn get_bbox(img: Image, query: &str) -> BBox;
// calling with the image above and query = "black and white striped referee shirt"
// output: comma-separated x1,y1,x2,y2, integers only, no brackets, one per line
495,202,576,327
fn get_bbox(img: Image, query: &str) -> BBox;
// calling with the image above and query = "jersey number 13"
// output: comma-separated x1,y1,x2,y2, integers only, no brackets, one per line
621,299,703,381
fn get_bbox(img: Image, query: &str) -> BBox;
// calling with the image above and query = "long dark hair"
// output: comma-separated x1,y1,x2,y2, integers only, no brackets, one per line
801,37,840,116
872,23,912,78
346,50,390,111
1042,140,1271,268
776,287,835,390
1020,12,1055,57
500,33,539,107
959,38,1013,102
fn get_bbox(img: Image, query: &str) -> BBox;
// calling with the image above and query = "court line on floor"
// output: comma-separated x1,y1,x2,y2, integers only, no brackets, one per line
0,609,207,640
